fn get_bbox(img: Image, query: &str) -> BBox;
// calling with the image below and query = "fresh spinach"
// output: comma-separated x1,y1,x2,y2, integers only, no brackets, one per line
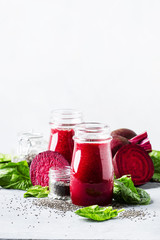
149,150,160,182
0,161,32,190
136,188,151,205
24,185,49,198
0,153,11,163
113,175,151,205
75,205,124,221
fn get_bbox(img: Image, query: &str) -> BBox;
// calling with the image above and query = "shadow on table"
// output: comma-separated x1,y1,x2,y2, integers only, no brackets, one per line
141,182,160,189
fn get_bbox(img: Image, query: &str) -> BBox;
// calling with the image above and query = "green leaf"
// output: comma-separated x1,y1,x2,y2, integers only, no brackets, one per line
0,153,12,163
0,161,32,190
113,175,150,205
75,205,124,221
136,188,151,205
152,173,160,182
149,150,160,182
24,185,49,198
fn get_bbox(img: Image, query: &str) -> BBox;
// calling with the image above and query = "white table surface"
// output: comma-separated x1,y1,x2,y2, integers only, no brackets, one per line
0,182,160,240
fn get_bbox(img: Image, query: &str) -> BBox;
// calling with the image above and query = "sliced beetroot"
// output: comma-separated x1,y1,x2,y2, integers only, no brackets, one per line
111,128,137,140
129,132,148,144
129,132,152,152
113,144,154,186
30,150,69,187
139,138,152,152
111,135,129,157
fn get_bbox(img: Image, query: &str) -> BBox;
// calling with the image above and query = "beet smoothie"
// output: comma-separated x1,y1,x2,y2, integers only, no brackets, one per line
70,123,114,206
48,109,82,164
48,128,74,164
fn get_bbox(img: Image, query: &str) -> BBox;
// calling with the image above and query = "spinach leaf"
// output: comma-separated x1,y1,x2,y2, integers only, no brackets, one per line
24,185,49,198
149,150,160,182
75,205,124,221
0,153,11,163
136,188,151,205
151,172,160,182
113,175,150,205
0,161,32,190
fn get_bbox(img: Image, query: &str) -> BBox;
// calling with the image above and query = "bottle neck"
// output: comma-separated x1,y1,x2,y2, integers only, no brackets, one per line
73,122,111,143
50,122,78,129
49,109,82,128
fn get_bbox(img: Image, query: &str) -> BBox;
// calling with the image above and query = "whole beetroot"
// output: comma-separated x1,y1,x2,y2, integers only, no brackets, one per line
111,135,129,157
111,128,136,140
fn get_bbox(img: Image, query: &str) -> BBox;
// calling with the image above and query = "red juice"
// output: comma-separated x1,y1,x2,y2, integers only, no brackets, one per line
48,109,82,164
48,128,74,164
70,139,114,206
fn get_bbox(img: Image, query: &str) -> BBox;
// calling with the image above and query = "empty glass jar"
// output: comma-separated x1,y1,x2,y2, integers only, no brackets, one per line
16,131,47,166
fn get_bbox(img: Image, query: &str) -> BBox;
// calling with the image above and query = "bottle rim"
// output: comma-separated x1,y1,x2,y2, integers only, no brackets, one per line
49,109,82,125
49,166,71,180
74,122,111,141
18,131,43,140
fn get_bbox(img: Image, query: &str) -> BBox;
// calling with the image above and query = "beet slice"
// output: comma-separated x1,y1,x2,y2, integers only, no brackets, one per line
129,132,148,144
129,132,152,152
139,138,152,152
113,144,154,186
30,150,69,187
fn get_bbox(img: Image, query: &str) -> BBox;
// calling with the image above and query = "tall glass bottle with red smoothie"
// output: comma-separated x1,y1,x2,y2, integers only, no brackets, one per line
48,109,82,164
70,122,114,206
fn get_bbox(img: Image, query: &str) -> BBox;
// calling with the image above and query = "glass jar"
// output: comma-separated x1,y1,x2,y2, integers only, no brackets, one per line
48,109,83,164
49,166,71,200
70,122,114,206
16,132,46,166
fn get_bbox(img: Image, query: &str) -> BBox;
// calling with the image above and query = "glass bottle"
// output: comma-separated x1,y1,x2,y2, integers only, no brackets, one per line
16,132,46,166
48,109,82,164
70,122,114,206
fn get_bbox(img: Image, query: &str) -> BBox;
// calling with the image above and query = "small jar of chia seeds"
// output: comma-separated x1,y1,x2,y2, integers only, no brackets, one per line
49,166,70,200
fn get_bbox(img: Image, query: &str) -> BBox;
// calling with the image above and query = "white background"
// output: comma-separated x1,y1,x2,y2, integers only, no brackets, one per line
0,0,160,153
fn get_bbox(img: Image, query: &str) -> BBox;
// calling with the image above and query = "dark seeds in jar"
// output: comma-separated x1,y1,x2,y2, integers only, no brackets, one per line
53,181,70,197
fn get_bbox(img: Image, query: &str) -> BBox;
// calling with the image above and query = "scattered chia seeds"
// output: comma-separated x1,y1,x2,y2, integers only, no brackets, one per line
32,197,157,221
0,188,158,229
32,198,79,213
119,208,147,220
112,202,157,221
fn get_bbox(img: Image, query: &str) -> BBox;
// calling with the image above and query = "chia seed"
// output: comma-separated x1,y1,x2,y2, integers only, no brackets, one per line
32,198,79,213
50,181,70,197
49,166,71,200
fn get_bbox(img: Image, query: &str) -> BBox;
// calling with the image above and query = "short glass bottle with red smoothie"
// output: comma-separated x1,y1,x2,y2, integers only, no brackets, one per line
70,122,114,206
48,109,82,164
